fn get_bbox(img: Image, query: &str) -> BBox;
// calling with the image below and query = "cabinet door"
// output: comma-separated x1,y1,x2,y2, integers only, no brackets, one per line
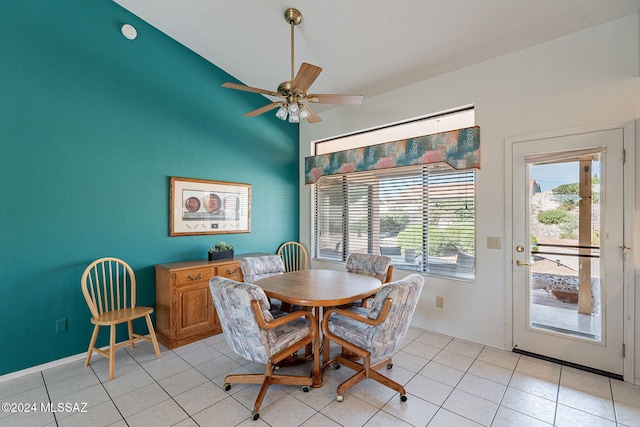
175,284,215,337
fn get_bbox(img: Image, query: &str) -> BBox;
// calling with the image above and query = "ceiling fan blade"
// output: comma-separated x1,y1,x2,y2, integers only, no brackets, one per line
292,63,322,92
222,82,281,98
303,104,322,123
307,93,364,105
244,102,282,117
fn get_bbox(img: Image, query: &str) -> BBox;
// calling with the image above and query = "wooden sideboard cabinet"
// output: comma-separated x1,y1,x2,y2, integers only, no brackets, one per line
154,257,244,349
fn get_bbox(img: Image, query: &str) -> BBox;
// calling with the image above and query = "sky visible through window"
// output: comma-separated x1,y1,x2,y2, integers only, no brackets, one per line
531,161,601,192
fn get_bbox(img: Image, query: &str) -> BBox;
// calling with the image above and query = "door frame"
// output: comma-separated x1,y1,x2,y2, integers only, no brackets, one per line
505,121,636,382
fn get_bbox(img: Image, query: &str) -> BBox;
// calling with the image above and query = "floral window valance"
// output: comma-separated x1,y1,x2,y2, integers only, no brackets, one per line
304,126,480,184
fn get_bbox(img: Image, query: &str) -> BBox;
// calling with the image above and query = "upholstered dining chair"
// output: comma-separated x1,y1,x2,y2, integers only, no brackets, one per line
321,274,424,402
209,276,317,421
240,255,286,283
343,253,393,308
346,252,394,284
81,257,161,380
277,241,309,273
240,255,287,311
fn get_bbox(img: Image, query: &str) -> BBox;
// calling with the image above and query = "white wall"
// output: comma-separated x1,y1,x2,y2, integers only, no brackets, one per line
300,15,640,371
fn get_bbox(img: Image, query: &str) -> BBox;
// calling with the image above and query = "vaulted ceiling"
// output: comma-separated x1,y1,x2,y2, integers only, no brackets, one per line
115,0,640,109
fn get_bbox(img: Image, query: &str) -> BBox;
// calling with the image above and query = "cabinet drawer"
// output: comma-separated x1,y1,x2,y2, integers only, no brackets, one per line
175,267,214,285
215,262,242,281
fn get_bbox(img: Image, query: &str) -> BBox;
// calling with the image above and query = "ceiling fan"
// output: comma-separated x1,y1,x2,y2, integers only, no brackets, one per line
222,8,363,124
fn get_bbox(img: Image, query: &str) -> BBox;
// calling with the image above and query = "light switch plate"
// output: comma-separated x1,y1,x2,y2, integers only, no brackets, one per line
487,236,501,249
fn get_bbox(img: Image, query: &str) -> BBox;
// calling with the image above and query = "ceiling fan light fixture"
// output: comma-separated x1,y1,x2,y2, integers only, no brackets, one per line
287,101,299,114
275,104,288,121
298,104,310,121
288,109,300,123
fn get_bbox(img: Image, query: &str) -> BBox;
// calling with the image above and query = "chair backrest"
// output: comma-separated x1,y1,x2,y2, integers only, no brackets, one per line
209,276,275,364
81,257,137,319
277,241,309,272
366,273,424,357
240,255,286,284
346,253,391,282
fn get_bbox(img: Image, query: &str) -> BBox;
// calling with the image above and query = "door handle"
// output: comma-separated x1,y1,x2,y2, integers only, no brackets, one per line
516,259,532,267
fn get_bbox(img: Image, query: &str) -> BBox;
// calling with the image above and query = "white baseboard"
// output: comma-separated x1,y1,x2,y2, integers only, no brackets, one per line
0,335,159,384
0,352,87,384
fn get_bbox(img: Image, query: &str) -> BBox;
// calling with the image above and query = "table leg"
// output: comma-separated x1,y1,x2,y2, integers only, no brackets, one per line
311,306,323,387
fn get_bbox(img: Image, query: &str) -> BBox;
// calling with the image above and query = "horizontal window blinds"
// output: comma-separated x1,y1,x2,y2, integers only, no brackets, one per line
314,166,475,280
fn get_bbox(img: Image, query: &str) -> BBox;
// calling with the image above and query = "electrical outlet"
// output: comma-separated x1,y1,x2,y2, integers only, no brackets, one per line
487,236,502,249
436,296,444,308
56,318,68,334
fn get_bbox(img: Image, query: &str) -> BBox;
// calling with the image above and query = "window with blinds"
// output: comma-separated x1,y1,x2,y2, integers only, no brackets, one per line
313,165,475,280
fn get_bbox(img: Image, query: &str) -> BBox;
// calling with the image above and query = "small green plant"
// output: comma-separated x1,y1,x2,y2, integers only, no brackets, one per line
558,214,578,239
380,212,409,236
559,198,578,211
552,183,579,195
209,241,234,253
537,209,571,225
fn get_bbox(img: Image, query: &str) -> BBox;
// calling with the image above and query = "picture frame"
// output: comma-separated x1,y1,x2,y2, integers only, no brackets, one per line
170,176,251,236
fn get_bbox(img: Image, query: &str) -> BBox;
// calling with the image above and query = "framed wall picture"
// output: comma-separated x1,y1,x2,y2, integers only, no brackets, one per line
170,176,251,236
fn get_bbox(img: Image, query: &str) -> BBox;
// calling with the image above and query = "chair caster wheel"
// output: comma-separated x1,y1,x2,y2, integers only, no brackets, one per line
387,363,393,369
400,394,407,402
334,364,341,370
223,383,231,391
302,386,309,393
336,395,344,402
251,411,260,421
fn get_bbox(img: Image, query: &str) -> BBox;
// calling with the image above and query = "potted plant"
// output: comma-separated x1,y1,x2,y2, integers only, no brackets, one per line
208,241,234,261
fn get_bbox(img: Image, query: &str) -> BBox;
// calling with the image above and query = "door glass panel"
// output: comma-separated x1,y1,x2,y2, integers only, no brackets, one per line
528,154,602,341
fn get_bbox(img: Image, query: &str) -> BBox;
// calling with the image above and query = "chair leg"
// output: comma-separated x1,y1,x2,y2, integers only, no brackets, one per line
224,373,265,386
224,362,312,420
84,325,100,367
108,324,116,381
337,367,368,397
253,366,273,415
368,357,406,395
145,314,162,359
127,320,134,349
367,368,406,395
334,355,406,399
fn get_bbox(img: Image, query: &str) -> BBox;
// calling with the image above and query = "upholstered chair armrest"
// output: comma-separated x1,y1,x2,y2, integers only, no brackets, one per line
251,300,318,338
321,298,392,332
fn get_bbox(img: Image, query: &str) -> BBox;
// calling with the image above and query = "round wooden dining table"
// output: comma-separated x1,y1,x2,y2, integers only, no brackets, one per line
254,269,381,387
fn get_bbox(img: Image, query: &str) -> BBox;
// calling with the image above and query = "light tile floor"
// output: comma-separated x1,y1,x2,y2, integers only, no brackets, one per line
2,327,640,426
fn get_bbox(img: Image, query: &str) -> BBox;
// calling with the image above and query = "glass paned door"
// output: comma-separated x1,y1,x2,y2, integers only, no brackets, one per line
511,128,625,376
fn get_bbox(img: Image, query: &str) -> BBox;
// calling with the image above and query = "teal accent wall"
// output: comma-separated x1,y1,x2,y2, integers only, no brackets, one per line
0,1,299,375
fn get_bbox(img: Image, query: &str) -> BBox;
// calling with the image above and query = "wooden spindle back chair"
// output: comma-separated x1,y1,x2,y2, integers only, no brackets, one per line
81,257,161,380
277,241,309,273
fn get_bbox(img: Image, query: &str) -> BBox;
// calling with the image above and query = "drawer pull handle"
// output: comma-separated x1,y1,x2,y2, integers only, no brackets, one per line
188,273,204,281
226,268,239,275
